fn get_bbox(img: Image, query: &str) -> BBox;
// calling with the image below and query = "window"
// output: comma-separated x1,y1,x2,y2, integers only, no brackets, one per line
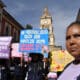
0,9,2,22
0,13,1,22
4,23,11,36
13,28,18,42
0,13,2,33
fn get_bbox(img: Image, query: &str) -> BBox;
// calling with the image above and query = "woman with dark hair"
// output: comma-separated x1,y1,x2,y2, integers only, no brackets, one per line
58,21,80,80
25,53,45,80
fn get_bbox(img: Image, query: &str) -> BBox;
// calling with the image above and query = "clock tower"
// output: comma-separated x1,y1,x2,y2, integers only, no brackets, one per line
40,7,61,51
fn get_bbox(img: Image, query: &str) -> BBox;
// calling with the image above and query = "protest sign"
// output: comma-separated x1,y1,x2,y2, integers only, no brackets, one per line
19,29,48,54
11,43,22,57
50,50,74,71
0,36,12,59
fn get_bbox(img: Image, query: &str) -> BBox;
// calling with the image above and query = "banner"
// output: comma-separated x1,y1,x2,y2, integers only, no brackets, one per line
0,36,12,59
19,29,48,53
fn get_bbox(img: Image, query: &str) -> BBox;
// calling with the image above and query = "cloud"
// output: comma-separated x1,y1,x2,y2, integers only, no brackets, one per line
2,0,80,49
49,6,78,48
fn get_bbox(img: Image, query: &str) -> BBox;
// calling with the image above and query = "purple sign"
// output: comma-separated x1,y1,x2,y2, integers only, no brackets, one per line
0,37,12,59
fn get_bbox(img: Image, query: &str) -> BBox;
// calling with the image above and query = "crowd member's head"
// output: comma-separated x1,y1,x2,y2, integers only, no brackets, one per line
66,21,80,62
29,53,43,62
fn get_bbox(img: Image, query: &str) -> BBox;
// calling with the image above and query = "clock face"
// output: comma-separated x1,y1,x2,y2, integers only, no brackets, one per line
43,20,48,24
41,18,51,25
41,19,49,25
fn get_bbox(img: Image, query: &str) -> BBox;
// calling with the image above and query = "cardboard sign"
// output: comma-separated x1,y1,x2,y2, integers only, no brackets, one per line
11,43,22,57
0,36,12,59
19,29,48,53
50,50,74,71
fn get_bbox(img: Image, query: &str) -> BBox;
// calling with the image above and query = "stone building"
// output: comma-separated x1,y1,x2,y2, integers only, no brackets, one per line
0,0,24,42
40,7,62,51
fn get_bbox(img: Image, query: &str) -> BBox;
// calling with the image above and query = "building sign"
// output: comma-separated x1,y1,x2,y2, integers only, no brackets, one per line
19,29,48,53
0,37,12,59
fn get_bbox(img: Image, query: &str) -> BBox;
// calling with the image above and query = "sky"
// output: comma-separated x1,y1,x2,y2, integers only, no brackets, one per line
2,0,80,49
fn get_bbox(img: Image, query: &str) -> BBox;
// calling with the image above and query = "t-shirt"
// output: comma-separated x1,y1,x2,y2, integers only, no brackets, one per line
58,63,80,80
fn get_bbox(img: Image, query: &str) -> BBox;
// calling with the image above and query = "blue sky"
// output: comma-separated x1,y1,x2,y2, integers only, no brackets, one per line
2,0,80,49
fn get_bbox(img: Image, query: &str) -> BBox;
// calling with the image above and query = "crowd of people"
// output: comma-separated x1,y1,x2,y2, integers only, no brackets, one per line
0,21,80,80
0,53,49,80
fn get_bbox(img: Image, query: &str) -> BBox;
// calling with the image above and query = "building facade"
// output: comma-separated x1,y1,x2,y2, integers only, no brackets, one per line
76,8,80,22
0,0,24,42
40,7,61,51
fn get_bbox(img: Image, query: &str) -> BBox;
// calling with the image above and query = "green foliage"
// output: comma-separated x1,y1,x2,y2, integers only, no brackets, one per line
26,24,33,29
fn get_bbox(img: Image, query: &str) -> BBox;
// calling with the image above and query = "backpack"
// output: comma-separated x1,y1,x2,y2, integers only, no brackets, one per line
25,62,45,80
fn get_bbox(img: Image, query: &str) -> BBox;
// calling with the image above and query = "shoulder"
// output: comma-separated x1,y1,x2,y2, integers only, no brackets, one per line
64,61,73,70
58,61,73,78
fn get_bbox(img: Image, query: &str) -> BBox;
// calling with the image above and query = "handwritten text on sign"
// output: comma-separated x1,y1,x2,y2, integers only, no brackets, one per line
19,29,48,53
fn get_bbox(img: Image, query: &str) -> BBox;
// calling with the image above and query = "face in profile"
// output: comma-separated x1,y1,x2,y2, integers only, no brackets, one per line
66,24,80,59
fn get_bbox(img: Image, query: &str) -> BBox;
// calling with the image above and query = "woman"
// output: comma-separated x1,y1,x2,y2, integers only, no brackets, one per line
58,21,80,80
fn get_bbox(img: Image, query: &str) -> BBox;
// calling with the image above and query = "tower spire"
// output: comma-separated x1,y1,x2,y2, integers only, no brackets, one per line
42,7,51,18
43,7,50,16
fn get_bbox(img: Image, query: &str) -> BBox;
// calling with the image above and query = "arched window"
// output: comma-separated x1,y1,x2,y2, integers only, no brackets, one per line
13,31,17,42
0,12,2,34
4,23,11,36
13,28,18,42
5,26,9,36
